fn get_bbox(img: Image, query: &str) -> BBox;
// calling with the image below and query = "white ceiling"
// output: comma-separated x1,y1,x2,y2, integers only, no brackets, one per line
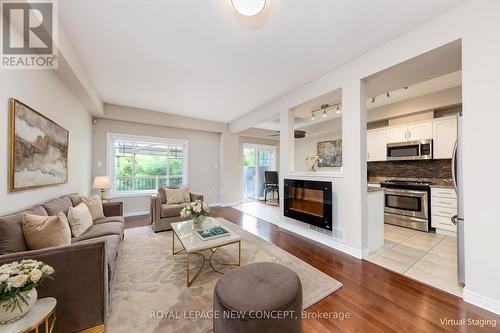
59,0,467,123
255,70,462,131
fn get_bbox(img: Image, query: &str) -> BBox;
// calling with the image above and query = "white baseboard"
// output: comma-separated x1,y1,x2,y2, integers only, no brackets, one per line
211,202,240,207
463,288,500,315
124,210,150,217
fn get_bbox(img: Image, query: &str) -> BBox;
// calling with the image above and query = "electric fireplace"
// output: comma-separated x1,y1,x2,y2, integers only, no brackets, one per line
284,179,332,230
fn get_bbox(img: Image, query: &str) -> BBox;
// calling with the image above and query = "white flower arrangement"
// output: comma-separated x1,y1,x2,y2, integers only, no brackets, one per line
305,154,324,171
0,260,54,313
180,200,210,218
305,154,319,161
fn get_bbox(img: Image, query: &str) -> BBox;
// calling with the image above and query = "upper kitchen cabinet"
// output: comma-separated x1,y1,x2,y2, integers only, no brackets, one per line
407,122,433,141
433,116,457,159
386,122,433,143
386,126,408,143
367,129,387,161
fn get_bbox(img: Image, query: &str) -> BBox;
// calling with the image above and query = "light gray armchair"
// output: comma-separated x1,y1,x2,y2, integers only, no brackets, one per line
151,187,204,232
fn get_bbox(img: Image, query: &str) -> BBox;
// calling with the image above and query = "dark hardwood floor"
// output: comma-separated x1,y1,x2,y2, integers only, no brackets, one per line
124,214,151,229
125,208,500,332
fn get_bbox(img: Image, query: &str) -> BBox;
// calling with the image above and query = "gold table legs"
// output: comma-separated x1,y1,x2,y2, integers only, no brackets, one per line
172,232,241,287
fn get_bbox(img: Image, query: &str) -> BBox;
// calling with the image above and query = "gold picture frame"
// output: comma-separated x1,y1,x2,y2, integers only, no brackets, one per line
9,98,69,192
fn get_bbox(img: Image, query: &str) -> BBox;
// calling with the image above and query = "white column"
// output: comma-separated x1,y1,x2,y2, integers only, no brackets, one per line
219,129,241,205
279,109,294,209
337,79,368,253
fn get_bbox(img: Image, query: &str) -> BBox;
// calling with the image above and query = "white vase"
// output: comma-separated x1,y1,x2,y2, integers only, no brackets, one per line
0,288,37,324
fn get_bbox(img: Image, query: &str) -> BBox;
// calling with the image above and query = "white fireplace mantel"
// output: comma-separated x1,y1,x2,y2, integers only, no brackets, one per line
286,171,344,179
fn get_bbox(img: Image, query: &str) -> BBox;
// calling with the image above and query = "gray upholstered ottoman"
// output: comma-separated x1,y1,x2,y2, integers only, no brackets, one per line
213,262,303,333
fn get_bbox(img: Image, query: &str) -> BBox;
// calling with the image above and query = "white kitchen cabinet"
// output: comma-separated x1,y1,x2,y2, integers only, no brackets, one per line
386,126,408,143
408,122,433,141
431,187,457,235
433,117,457,159
386,122,432,143
367,129,387,161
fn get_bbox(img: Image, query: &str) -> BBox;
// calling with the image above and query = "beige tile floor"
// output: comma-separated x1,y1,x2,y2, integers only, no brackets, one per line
366,224,463,296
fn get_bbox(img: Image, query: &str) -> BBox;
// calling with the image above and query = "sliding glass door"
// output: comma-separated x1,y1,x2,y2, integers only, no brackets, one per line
243,144,277,201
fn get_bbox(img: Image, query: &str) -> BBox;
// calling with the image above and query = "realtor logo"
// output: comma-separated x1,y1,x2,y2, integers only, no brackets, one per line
1,0,58,69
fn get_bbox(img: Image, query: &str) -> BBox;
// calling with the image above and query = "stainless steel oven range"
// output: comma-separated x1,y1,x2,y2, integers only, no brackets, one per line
380,180,432,232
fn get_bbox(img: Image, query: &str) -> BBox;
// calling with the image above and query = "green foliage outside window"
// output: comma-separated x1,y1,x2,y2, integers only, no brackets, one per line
114,142,185,192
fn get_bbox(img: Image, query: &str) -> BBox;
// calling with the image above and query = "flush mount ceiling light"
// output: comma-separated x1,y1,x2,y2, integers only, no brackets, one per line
231,0,266,16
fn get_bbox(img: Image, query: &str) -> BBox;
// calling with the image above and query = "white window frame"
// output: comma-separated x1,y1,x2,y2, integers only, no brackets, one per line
106,133,189,197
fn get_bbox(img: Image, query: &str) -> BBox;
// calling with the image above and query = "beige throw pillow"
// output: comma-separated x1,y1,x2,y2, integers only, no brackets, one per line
166,187,188,204
182,185,191,202
81,195,105,220
22,213,71,250
67,203,93,237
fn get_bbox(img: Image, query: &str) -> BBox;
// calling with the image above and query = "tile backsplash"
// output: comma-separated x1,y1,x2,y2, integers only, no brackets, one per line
368,159,452,180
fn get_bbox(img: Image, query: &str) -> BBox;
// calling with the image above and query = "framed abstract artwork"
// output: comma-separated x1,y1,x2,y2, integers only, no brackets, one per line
317,139,342,167
9,99,69,191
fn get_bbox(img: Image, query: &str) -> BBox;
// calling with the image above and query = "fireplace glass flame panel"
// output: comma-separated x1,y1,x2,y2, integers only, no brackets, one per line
290,188,324,218
284,179,332,230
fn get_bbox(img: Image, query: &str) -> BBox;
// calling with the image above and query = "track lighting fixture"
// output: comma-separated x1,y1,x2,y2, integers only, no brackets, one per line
371,97,376,104
404,86,409,91
386,92,390,98
309,102,342,120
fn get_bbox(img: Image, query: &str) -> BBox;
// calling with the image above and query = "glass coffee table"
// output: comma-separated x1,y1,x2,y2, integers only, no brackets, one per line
171,217,242,287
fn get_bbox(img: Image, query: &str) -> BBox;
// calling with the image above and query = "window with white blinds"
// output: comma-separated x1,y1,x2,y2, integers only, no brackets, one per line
107,134,188,193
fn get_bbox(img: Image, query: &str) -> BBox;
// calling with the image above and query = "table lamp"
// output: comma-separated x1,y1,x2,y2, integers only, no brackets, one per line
93,176,112,203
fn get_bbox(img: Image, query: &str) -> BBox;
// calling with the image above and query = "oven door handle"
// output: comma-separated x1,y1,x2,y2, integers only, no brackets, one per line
383,188,427,197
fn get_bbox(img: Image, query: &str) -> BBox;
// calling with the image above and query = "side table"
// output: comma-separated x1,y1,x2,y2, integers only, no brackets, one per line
2,297,56,333
102,201,123,216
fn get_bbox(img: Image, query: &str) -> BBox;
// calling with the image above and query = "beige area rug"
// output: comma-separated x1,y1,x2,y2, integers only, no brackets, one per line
106,218,342,333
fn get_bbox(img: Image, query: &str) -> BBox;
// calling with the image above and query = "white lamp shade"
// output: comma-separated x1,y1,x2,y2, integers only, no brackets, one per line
93,176,112,189
231,0,266,16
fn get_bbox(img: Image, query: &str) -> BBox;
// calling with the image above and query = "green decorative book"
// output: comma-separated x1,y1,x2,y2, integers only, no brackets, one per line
196,226,229,240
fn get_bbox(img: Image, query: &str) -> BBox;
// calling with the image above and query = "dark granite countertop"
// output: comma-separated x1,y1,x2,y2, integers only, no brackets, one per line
368,177,454,187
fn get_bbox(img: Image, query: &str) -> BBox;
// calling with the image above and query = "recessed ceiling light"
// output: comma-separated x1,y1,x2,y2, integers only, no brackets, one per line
231,0,266,17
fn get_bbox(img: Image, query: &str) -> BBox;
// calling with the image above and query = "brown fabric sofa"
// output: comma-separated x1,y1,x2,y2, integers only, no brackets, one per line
151,187,204,232
0,194,124,332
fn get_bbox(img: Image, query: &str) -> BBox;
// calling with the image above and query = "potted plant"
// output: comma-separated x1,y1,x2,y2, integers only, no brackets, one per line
0,259,54,323
181,200,210,228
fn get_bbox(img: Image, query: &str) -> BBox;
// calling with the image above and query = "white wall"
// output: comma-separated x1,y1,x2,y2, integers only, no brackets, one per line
0,70,92,215
231,0,500,314
92,118,221,215
294,117,342,172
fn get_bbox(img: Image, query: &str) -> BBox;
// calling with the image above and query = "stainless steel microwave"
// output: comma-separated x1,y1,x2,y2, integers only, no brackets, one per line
387,139,433,161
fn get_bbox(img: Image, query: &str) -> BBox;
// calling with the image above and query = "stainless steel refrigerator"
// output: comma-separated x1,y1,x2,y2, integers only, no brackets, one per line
451,112,465,284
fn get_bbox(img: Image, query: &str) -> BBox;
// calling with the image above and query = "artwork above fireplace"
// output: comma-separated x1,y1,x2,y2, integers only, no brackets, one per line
284,179,332,230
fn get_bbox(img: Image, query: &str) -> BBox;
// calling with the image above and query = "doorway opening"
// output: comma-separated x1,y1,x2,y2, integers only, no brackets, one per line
242,144,277,202
363,40,464,297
